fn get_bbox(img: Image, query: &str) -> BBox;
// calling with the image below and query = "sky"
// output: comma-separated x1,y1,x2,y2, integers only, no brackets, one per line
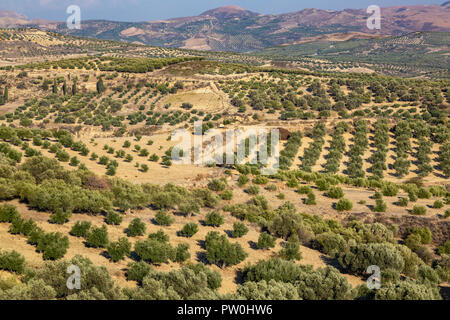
0,0,442,22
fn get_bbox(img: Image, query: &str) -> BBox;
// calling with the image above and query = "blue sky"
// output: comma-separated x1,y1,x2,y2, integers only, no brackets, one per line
0,0,442,21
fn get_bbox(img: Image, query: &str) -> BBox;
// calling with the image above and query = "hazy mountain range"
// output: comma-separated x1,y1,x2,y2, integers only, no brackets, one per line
0,3,449,52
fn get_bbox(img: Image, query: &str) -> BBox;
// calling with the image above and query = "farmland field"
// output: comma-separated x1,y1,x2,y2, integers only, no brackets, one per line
0,26,448,302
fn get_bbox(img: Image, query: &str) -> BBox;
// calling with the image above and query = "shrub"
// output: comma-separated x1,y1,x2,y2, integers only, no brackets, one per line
305,192,316,205
373,199,387,212
148,230,170,243
179,223,198,238
37,232,70,260
127,218,146,237
236,279,299,300
207,179,227,192
126,261,153,284
326,186,344,199
49,210,71,225
238,175,250,187
246,185,260,195
205,232,247,267
221,190,233,200
443,209,450,219
438,240,450,255
134,239,174,264
313,232,347,257
374,280,441,300
0,250,26,274
232,222,249,238
265,184,278,192
105,211,123,225
174,243,191,263
279,235,302,261
382,184,399,197
107,237,131,262
0,204,19,223
243,258,353,300
70,221,91,238
407,227,432,244
433,200,443,209
335,198,353,212
297,186,312,194
405,234,422,251
315,179,330,191
253,176,269,185
339,243,405,275
396,197,409,207
205,211,224,227
257,232,276,249
154,210,174,226
411,205,427,216
86,225,109,248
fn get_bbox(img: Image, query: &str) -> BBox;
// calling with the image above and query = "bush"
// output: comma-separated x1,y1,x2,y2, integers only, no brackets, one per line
0,204,19,223
405,234,422,251
37,232,70,260
232,222,249,238
221,190,233,200
297,186,312,194
338,243,405,275
433,200,443,209
70,221,91,238
335,199,353,212
396,197,409,207
279,235,302,261
205,232,247,268
205,211,224,227
257,232,276,249
179,223,198,238
373,199,387,212
105,211,123,225
326,186,344,199
0,250,26,274
127,218,146,237
313,232,347,257
154,210,174,226
242,258,353,300
86,225,109,248
382,184,399,197
411,205,427,216
438,240,450,255
148,230,170,243
253,176,269,185
407,227,432,244
305,192,316,205
236,279,299,300
237,175,250,187
126,261,153,284
49,210,71,225
374,280,441,300
207,179,227,192
107,237,131,262
174,243,191,263
246,185,260,195
134,239,175,264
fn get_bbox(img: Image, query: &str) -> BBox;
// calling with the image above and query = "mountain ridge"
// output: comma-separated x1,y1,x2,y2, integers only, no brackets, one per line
0,4,449,52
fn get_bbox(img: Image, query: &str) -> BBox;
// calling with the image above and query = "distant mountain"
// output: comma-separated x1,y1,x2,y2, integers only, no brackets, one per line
0,4,449,52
